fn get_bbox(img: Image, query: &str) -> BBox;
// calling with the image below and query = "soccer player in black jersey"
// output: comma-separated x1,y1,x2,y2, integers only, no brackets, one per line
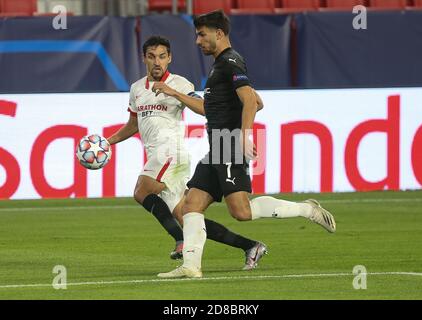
108,35,270,271
153,11,336,278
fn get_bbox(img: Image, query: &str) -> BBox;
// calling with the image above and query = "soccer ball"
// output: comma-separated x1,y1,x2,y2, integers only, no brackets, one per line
76,134,112,170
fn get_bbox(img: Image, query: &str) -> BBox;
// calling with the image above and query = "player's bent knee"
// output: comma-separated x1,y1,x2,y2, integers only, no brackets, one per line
182,198,202,215
230,211,251,222
182,201,196,215
173,211,183,226
227,202,252,221
172,203,184,225
133,190,145,205
227,203,252,221
133,187,152,205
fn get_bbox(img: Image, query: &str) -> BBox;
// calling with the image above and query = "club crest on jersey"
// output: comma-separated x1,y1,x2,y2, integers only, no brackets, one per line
233,74,248,82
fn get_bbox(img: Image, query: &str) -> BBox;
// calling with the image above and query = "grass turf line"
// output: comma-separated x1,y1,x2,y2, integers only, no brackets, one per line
0,190,421,299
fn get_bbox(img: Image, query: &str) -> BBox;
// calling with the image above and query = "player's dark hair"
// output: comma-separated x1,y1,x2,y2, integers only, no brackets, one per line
142,36,171,56
193,10,230,35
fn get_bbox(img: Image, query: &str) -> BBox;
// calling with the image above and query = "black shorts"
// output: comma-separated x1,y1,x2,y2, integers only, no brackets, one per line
187,160,252,202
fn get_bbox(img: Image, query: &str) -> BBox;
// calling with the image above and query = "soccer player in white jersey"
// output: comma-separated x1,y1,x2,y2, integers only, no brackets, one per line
107,36,270,271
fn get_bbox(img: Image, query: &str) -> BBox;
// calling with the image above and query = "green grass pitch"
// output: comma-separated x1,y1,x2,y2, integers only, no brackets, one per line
0,191,421,300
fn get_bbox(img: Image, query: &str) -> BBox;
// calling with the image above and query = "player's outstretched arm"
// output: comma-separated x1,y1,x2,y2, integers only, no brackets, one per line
152,82,205,115
106,113,138,145
174,91,205,116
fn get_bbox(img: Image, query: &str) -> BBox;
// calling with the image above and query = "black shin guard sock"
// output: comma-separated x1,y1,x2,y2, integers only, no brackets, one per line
142,194,183,242
205,219,256,251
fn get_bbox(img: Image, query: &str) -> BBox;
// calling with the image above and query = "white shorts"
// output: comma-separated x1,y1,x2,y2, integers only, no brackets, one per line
141,153,190,213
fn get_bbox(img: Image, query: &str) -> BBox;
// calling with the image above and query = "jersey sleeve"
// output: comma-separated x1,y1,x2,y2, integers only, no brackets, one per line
178,79,195,96
225,60,251,90
176,79,202,108
127,85,137,117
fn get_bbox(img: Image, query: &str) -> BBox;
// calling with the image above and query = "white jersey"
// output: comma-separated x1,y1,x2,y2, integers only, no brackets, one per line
128,71,194,161
127,72,195,212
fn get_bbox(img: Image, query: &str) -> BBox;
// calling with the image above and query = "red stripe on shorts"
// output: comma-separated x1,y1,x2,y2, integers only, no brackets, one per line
156,157,173,182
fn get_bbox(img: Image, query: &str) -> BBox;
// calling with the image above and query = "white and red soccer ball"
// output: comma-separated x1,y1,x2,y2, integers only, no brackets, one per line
76,134,112,170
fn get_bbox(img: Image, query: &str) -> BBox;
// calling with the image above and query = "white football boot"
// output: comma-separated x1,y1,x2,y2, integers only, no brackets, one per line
305,199,336,233
157,266,202,279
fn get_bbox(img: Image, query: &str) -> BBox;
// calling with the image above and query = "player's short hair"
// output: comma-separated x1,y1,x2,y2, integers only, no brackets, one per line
193,10,230,35
142,36,171,56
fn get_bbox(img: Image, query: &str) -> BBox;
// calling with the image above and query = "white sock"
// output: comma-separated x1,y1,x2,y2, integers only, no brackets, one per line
182,212,207,271
250,196,312,220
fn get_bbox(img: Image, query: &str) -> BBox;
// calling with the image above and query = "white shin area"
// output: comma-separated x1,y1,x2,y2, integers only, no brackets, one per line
250,196,312,220
182,212,207,271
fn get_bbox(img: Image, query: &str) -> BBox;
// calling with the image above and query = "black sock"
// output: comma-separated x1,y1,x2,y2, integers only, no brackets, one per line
205,219,256,251
142,194,256,250
142,194,183,242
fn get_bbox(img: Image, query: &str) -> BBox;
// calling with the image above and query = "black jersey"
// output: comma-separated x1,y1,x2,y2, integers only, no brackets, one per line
204,47,251,131
203,47,251,164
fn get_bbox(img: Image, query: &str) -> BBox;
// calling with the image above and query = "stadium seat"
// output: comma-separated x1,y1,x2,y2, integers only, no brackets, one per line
410,0,422,7
148,0,186,12
193,0,233,15
368,0,407,9
323,0,367,10
275,0,321,13
0,0,37,16
231,0,276,14
405,0,422,9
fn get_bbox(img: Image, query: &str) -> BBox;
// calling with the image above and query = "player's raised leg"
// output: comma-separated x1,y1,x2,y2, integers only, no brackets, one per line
225,192,336,233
